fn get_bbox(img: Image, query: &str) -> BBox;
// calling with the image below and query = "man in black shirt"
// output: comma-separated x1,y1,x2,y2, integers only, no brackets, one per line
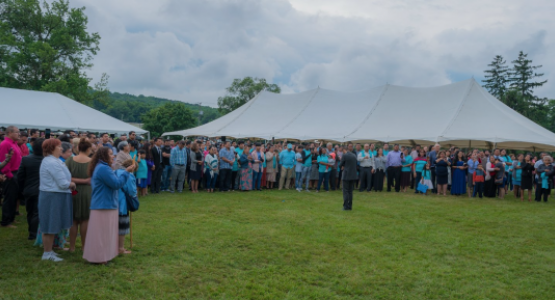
161,139,172,192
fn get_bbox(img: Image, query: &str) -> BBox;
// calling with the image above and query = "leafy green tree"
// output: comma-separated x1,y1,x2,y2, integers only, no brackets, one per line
142,102,197,137
217,77,280,114
482,55,508,99
508,51,547,101
0,0,103,103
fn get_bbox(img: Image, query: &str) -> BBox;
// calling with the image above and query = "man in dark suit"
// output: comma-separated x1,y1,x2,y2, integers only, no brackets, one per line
151,137,164,194
339,143,358,211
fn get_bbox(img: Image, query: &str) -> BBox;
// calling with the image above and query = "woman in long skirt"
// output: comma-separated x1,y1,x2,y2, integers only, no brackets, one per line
239,145,253,191
83,147,132,264
451,151,468,195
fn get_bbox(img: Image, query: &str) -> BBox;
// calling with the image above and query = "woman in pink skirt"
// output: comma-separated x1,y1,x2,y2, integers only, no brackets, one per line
83,146,133,264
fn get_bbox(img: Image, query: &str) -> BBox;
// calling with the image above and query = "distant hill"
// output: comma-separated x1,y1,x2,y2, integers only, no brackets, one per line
90,92,221,124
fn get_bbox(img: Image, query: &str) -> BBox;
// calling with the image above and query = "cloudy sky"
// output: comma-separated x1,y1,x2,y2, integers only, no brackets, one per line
70,0,554,106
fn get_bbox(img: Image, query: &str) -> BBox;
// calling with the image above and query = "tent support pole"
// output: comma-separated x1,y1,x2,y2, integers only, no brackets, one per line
147,132,150,141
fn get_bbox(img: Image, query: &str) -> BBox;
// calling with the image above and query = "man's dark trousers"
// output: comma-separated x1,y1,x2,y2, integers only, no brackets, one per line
151,167,163,193
219,168,232,191
387,166,401,192
359,167,373,192
343,180,356,210
25,195,39,238
1,175,18,226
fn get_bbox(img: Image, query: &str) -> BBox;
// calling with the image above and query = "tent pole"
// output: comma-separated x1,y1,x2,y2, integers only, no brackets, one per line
147,132,150,141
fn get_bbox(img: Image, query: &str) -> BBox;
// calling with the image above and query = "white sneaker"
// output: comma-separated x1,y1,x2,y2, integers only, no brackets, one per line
297,188,301,192
305,189,310,192
42,252,63,262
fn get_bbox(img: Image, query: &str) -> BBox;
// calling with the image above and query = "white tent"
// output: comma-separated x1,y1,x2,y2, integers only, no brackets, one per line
163,79,555,151
0,87,147,134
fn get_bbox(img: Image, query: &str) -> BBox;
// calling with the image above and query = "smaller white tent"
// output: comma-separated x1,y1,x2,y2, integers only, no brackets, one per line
0,87,147,134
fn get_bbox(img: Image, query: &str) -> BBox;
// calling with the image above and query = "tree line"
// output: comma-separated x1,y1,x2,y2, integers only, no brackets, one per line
482,52,555,131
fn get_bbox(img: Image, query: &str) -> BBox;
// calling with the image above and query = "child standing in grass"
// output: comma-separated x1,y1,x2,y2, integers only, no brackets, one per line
419,164,433,195
136,150,148,196
472,164,485,198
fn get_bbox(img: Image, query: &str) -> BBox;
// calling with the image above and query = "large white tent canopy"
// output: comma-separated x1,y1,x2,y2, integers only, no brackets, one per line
163,79,555,151
0,87,147,134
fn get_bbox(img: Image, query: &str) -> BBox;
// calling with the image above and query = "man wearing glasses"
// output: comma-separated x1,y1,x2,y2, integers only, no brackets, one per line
0,126,23,228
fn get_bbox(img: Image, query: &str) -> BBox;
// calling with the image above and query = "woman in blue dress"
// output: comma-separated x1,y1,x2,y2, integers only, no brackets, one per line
451,151,467,195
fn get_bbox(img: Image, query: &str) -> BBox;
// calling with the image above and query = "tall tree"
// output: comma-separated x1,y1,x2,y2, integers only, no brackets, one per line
217,77,281,114
482,55,508,99
508,51,547,101
142,102,197,137
0,0,103,103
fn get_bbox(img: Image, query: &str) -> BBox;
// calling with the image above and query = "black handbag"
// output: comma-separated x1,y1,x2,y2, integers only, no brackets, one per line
125,194,140,212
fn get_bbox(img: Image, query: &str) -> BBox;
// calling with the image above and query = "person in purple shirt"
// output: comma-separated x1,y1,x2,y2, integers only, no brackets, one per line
386,144,405,192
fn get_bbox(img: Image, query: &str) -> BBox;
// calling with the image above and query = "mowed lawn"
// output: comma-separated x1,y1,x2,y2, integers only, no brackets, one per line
1,189,555,300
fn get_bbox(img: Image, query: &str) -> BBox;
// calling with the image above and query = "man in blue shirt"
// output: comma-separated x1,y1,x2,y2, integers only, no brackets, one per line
218,141,235,192
169,141,187,193
279,144,296,190
386,144,405,192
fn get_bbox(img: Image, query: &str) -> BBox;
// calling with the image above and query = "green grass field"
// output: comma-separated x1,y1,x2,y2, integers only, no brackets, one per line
1,189,554,300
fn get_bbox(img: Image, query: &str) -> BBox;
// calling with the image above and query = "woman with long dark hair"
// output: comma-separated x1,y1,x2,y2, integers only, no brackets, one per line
451,151,467,196
189,142,202,193
83,147,132,264
518,154,535,202
65,138,93,252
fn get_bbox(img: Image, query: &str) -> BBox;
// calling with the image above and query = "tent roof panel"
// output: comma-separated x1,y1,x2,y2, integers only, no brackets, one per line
0,87,147,134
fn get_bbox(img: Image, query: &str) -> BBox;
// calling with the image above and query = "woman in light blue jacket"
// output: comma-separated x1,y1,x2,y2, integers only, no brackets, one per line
83,147,132,264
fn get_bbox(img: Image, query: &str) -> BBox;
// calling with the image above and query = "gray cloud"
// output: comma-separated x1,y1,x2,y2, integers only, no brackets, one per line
67,0,554,106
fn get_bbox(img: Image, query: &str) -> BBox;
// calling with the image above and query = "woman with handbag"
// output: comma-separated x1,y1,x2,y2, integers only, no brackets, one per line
116,159,138,255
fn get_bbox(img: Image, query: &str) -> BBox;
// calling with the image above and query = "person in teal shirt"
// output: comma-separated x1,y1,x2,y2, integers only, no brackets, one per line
301,145,312,191
232,141,244,190
413,149,428,194
278,144,296,190
401,149,413,192
383,143,390,156
316,148,330,192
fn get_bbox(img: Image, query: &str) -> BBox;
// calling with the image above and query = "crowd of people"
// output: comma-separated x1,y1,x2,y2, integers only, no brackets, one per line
1,126,553,262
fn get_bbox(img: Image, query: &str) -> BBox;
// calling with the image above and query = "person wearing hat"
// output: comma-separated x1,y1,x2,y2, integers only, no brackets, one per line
278,143,296,190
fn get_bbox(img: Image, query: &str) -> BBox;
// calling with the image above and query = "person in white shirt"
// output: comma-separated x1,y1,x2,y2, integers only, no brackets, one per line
357,144,375,192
